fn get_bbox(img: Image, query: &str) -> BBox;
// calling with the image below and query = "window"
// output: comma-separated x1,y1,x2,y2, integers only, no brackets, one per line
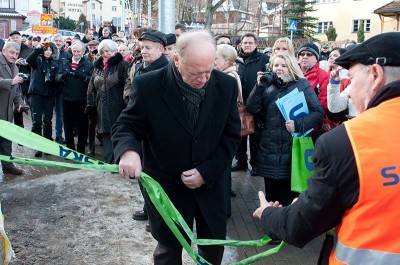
91,3,95,9
316,21,333,34
91,14,95,22
112,6,117,11
353,19,370,32
0,0,15,8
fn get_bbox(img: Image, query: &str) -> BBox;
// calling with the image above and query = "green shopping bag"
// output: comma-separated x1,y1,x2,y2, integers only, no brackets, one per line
291,137,315,193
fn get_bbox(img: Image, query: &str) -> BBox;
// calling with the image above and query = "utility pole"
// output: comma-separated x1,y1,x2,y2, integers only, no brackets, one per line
122,0,126,32
159,0,175,33
147,0,151,28
89,0,93,29
132,0,137,29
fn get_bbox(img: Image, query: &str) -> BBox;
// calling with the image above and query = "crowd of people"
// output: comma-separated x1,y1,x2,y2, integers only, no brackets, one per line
1,22,399,264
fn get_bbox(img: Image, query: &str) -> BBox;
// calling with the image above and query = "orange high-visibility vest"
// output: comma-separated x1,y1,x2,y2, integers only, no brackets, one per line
329,97,400,265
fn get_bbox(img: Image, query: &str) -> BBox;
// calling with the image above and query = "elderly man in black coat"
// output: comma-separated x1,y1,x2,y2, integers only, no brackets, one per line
112,31,241,264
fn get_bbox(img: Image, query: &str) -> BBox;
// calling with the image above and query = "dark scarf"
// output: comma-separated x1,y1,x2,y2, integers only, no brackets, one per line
239,48,257,63
171,63,206,127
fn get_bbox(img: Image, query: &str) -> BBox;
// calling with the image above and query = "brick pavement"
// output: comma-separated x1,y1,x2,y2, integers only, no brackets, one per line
227,169,323,265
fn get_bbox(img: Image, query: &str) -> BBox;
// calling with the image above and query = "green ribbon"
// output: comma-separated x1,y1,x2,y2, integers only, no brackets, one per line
0,120,287,264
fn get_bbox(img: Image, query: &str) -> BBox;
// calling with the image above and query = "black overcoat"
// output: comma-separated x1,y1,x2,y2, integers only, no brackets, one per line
112,64,241,247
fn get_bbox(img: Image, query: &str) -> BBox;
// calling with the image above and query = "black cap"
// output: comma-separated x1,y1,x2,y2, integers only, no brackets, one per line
298,43,319,60
165,33,176,46
334,32,400,69
9,30,21,37
139,30,167,47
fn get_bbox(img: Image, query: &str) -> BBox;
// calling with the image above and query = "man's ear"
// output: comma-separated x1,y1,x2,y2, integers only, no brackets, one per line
173,54,179,68
370,64,385,94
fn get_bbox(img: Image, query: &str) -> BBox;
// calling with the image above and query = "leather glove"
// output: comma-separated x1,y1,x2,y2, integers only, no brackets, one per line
61,72,70,80
74,71,86,80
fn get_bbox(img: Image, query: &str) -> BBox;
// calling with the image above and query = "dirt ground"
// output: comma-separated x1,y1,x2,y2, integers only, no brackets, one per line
0,169,237,265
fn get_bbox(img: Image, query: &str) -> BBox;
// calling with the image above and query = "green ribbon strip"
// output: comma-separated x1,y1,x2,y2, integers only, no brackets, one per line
0,120,287,264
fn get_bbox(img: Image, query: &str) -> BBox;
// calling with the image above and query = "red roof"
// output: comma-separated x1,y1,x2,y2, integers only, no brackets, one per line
374,1,400,15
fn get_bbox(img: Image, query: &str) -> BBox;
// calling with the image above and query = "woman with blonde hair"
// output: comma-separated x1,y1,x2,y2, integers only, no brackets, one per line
214,43,241,217
271,37,295,56
215,44,240,82
246,53,323,207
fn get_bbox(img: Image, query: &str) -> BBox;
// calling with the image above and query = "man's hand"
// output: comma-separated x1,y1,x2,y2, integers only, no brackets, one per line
118,150,142,179
12,74,23,85
253,191,281,219
16,58,27,66
181,168,205,189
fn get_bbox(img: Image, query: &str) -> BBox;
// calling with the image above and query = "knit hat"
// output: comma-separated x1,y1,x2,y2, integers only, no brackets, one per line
298,43,319,60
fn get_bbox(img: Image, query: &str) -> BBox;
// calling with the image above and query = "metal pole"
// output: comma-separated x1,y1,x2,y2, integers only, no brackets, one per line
132,0,136,29
147,0,151,28
122,0,126,32
89,0,93,29
159,0,175,33
139,0,142,27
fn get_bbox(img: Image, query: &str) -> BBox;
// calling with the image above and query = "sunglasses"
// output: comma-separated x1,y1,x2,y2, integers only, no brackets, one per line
299,52,314,57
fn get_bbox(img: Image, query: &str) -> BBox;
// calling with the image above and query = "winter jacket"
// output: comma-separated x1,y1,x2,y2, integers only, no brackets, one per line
17,43,33,94
246,78,323,180
237,49,269,102
87,52,129,134
26,47,59,97
304,62,329,112
0,53,22,121
56,56,94,102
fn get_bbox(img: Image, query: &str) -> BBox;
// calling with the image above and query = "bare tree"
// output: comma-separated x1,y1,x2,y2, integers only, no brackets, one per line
233,0,250,35
205,0,227,30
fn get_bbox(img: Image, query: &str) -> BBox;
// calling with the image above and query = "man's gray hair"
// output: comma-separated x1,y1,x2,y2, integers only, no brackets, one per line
175,30,216,60
2,41,20,51
51,33,63,41
71,41,86,52
383,66,400,85
98,39,118,54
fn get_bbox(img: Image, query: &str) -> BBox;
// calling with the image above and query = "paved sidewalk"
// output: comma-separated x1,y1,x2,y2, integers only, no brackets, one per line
228,169,323,265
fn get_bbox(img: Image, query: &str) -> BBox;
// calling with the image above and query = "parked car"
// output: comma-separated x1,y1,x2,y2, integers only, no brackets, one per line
19,27,85,41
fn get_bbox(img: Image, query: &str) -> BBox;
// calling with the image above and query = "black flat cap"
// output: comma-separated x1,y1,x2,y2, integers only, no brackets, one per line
139,30,167,47
165,33,176,46
334,32,400,69
9,30,21,36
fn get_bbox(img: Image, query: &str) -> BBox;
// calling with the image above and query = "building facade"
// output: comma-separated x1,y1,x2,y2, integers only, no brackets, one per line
312,0,396,41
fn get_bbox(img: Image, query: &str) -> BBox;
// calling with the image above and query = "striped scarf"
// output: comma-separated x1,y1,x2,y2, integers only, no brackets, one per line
171,63,206,127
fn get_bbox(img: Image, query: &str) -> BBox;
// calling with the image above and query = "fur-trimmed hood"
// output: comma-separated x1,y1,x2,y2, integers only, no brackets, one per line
48,42,59,60
93,52,124,70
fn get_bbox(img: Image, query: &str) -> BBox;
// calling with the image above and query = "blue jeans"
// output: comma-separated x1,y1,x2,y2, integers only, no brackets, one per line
54,92,63,138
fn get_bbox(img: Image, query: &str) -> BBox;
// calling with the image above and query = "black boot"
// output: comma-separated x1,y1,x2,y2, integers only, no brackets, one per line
87,139,95,157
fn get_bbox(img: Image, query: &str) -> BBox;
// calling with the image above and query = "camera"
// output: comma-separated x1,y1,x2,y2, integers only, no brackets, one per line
91,49,98,55
19,58,28,65
19,73,29,80
259,72,284,87
44,70,52,83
